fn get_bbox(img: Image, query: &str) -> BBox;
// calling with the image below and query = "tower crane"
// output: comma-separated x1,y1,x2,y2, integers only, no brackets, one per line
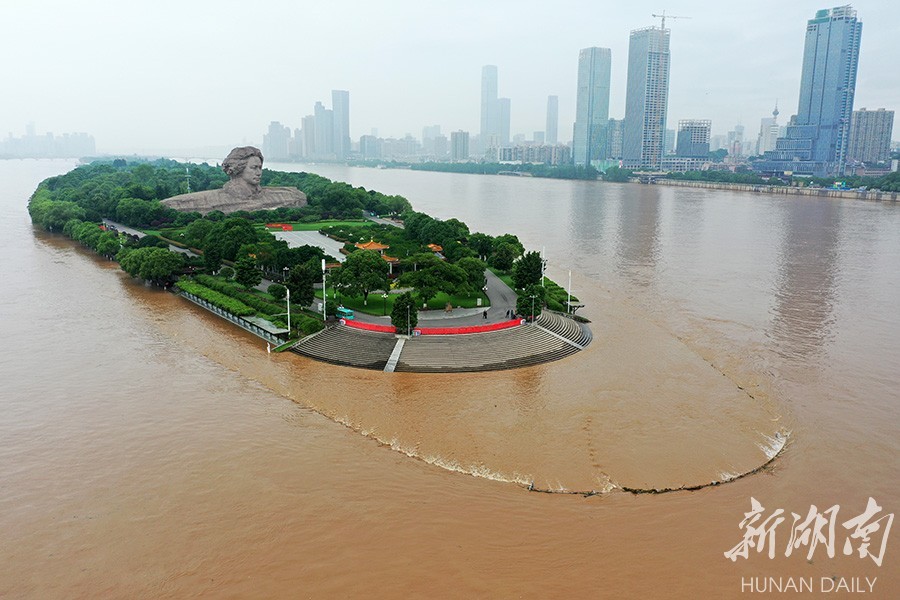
651,10,691,29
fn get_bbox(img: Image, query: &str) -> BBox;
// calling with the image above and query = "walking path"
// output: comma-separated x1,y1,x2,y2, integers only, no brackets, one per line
102,219,199,257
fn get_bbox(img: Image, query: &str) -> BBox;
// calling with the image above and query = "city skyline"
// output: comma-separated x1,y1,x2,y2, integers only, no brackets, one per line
2,1,898,155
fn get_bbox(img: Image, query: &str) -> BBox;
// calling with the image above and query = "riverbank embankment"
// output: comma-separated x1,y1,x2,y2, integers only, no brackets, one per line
648,178,899,201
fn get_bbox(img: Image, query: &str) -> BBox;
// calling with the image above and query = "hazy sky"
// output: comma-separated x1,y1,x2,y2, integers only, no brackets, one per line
3,0,897,154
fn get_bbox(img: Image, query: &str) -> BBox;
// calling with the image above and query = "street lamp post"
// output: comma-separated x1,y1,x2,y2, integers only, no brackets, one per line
286,287,291,336
321,259,326,322
529,294,537,324
406,304,410,336
382,293,389,316
541,246,546,287
283,265,289,283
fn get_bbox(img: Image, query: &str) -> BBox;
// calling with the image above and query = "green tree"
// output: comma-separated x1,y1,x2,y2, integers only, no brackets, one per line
335,250,390,305
489,242,519,271
203,245,222,273
95,232,121,258
455,257,487,292
601,166,634,182
234,255,262,289
204,217,260,261
405,261,468,305
267,283,287,301
391,291,418,335
512,251,543,289
120,247,184,284
468,232,494,259
286,260,319,307
516,284,547,321
38,201,86,231
184,218,215,248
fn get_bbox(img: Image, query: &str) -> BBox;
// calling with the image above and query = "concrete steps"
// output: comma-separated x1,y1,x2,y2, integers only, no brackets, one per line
292,317,591,373
394,325,577,373
536,312,592,347
291,325,397,370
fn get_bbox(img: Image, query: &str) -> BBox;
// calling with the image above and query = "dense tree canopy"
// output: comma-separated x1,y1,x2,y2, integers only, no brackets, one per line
512,251,544,289
391,292,418,335
335,250,390,305
118,247,184,285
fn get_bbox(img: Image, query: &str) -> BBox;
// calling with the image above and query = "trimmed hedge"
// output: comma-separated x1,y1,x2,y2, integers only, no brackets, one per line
174,281,255,317
194,274,287,316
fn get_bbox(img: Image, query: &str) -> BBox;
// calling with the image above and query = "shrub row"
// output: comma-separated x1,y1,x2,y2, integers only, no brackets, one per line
194,274,286,316
174,280,255,317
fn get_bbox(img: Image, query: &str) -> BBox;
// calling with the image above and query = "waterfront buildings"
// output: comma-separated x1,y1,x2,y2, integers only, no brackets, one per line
755,6,862,176
498,144,572,165
847,108,894,164
332,90,351,160
499,98,511,147
573,47,612,166
481,65,500,152
450,130,470,162
676,120,711,158
546,95,559,145
0,127,95,158
262,121,291,161
623,26,671,170
755,104,781,156
605,118,624,160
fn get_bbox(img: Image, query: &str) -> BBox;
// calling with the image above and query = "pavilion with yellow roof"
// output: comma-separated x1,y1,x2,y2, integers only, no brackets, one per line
354,238,399,272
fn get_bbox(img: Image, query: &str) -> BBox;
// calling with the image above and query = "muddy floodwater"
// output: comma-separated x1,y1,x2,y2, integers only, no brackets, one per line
1,160,897,597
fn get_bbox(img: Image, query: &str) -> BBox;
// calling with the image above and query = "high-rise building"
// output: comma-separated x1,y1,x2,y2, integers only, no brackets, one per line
573,47,612,166
331,90,350,160
450,130,469,162
665,129,676,155
262,121,291,161
481,66,499,142
847,108,894,164
606,118,625,160
499,98,511,146
432,135,449,160
301,115,316,159
676,120,711,158
727,124,745,158
623,27,670,169
755,104,781,156
546,95,559,144
359,135,380,160
314,101,334,159
756,6,862,176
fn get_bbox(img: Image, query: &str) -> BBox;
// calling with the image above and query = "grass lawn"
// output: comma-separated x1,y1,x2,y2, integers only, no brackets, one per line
257,219,372,231
314,287,489,316
141,227,186,239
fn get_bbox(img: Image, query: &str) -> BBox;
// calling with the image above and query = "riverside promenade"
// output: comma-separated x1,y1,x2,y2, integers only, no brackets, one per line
291,271,591,373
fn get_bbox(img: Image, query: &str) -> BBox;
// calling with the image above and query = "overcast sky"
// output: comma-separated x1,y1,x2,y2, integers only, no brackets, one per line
2,0,897,154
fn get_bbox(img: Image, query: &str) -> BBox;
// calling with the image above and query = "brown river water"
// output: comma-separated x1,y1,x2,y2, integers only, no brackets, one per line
1,159,897,597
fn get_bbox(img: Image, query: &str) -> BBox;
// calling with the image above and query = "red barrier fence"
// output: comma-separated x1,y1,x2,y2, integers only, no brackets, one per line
265,223,294,231
342,319,524,335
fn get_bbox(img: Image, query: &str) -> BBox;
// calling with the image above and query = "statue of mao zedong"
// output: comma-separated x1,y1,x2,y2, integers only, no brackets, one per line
161,146,307,215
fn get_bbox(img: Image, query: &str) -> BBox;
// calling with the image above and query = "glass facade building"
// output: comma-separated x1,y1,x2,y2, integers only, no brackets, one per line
573,47,612,166
756,6,862,176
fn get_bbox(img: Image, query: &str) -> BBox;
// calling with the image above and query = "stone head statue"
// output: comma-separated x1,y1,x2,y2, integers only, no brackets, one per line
161,145,306,215
222,146,264,197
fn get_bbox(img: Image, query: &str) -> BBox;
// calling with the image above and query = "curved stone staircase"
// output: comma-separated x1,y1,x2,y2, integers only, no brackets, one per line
291,312,591,373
